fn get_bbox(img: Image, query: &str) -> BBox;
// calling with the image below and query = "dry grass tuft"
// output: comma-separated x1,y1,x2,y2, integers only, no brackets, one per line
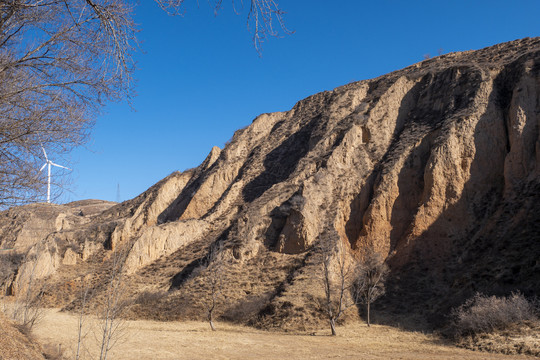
456,321,540,357
0,311,45,360
451,292,540,356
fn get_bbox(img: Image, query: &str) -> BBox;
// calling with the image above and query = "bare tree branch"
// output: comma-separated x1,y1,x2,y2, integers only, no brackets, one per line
0,0,136,207
247,0,291,55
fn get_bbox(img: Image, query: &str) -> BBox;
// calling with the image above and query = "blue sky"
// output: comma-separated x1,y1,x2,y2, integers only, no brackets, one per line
62,0,540,203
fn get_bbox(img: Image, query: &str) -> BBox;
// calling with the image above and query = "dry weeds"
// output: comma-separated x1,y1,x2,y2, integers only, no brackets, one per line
456,321,540,357
0,312,44,360
32,308,537,360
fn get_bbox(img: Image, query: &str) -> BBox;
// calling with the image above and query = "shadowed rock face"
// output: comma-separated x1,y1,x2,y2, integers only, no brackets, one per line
1,38,539,329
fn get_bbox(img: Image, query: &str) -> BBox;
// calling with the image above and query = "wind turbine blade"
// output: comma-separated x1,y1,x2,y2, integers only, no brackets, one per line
39,163,47,172
50,162,70,170
41,146,48,161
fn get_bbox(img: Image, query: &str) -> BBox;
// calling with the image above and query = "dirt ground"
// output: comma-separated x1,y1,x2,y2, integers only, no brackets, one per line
32,309,535,360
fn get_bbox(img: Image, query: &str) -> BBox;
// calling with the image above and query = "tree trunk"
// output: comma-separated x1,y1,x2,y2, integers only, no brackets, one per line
209,310,216,331
367,302,371,327
330,318,336,336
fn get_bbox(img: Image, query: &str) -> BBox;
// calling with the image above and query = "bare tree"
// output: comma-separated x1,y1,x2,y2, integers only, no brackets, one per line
320,238,361,336
0,0,287,207
98,247,128,360
0,0,136,207
76,275,93,360
199,242,226,331
356,249,389,327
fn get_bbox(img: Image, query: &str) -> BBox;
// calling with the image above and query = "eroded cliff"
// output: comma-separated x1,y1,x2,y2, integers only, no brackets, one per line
1,38,539,330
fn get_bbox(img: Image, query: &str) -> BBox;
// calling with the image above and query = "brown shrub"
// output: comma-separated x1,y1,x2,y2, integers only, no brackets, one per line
452,292,538,336
14,322,33,337
42,342,65,360
134,290,167,307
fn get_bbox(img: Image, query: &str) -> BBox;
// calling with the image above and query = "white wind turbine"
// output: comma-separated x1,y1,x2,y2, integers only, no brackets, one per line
39,147,70,203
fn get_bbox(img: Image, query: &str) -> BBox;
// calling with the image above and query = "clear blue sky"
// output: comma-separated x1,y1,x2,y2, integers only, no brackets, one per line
61,0,540,203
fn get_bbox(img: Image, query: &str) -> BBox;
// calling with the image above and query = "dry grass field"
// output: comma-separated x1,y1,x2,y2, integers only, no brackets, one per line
32,309,537,360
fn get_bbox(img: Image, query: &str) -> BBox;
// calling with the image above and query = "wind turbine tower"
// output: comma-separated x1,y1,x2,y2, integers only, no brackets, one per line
39,147,70,203
116,183,121,203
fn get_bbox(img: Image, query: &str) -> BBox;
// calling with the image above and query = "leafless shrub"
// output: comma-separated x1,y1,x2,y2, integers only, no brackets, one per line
452,292,538,336
222,293,272,323
134,290,167,307
9,292,44,335
13,321,32,337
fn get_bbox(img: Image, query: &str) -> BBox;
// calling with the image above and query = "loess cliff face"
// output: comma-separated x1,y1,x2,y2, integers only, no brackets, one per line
1,38,539,330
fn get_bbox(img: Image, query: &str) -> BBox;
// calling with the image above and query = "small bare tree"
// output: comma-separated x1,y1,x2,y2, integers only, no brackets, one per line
199,242,226,331
98,247,128,360
76,275,93,360
356,250,389,327
320,238,361,336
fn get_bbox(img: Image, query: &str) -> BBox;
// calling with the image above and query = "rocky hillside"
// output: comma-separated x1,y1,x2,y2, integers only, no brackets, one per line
1,38,539,331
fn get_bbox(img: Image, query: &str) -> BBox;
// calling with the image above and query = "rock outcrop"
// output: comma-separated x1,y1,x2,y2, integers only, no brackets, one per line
1,38,539,330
